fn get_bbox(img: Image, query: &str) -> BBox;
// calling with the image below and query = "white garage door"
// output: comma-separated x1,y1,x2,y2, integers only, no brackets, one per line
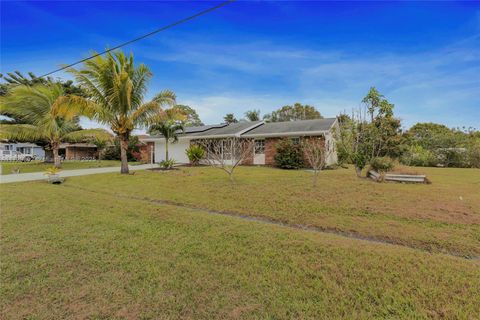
154,139,190,164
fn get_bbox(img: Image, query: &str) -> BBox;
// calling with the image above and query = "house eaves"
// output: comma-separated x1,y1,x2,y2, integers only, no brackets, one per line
241,130,330,138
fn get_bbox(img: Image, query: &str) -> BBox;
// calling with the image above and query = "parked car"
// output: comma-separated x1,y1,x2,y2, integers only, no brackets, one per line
0,150,36,162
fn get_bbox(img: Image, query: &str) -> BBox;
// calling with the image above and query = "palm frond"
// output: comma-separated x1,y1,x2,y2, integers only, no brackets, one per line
51,95,100,121
153,90,176,108
0,124,48,142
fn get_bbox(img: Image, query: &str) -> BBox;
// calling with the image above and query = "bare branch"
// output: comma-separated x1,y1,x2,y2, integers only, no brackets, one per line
194,137,253,183
303,137,332,187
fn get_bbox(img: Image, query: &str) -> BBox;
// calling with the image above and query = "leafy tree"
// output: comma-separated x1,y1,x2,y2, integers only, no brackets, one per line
244,109,261,121
67,50,176,174
264,103,323,122
405,123,459,150
468,138,480,168
0,84,111,168
224,113,238,124
174,104,203,127
336,88,402,176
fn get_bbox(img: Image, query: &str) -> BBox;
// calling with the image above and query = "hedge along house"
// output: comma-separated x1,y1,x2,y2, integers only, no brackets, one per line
140,118,339,166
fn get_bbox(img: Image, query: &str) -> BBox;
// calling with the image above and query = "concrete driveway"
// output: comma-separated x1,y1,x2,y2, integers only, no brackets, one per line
0,164,155,184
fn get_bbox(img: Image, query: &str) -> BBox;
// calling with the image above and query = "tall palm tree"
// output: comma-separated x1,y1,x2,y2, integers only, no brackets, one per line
0,84,111,168
67,50,176,173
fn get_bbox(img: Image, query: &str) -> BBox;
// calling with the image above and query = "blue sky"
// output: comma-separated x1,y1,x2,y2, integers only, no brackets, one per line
1,1,479,131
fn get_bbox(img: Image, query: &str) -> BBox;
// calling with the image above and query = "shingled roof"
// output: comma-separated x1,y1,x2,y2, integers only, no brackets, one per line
142,118,337,140
242,118,337,137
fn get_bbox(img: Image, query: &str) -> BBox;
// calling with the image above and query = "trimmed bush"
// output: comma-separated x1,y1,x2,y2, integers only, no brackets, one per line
274,139,303,169
370,156,395,172
186,145,205,166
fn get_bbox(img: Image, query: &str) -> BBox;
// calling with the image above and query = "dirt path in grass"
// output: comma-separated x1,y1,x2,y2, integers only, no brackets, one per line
66,184,479,261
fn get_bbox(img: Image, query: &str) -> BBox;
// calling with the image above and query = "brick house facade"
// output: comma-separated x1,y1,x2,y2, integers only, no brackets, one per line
138,141,155,163
140,118,339,167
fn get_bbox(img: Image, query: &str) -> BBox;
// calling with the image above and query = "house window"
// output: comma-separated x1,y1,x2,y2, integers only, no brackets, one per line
291,137,300,145
17,147,32,154
254,139,265,154
4,145,12,151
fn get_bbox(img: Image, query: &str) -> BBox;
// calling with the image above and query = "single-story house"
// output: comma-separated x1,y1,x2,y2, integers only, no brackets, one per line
0,142,45,159
58,143,99,160
140,118,339,166
44,143,99,161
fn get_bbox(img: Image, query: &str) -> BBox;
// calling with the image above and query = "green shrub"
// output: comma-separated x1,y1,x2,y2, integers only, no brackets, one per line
159,159,176,169
435,148,468,168
400,145,436,167
274,139,303,169
370,156,395,172
101,136,140,162
467,140,480,168
186,145,205,166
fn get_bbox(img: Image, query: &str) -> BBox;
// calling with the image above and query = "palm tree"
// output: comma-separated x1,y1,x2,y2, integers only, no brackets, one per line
67,50,176,173
0,84,111,168
149,107,186,162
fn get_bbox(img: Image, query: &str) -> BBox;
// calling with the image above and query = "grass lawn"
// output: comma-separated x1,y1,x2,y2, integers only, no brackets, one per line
69,166,480,257
0,160,140,175
1,166,479,318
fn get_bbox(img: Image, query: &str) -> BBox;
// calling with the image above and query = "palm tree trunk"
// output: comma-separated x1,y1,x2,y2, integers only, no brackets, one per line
120,136,129,174
165,140,169,162
53,143,61,169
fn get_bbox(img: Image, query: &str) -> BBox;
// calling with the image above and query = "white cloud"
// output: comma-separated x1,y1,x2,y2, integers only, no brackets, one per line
86,33,480,131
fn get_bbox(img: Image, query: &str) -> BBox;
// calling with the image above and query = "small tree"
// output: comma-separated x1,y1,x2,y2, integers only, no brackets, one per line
336,87,402,177
196,137,253,182
149,120,185,162
303,137,332,187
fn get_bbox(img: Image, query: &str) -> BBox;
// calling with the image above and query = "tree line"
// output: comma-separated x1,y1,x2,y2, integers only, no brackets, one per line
336,87,480,175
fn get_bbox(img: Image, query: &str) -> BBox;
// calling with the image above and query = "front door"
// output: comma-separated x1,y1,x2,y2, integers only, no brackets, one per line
253,139,265,165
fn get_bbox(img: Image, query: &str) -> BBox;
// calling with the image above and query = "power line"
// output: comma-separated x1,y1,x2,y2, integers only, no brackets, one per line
38,0,236,78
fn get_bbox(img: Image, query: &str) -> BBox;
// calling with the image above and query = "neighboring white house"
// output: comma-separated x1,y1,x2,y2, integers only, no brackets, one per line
140,118,339,166
0,142,45,159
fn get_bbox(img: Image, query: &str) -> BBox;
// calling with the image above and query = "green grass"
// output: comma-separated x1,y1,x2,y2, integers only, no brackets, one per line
1,166,479,318
0,160,140,175
69,166,480,257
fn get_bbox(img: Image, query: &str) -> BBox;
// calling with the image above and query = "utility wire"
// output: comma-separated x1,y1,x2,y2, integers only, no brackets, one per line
38,0,236,78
